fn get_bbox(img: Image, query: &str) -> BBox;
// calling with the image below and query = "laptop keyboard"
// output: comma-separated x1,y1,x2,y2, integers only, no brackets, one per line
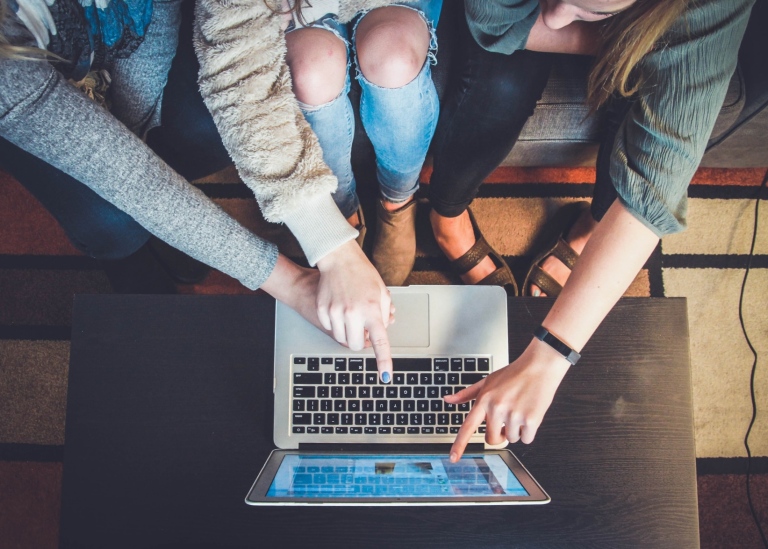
291,357,489,436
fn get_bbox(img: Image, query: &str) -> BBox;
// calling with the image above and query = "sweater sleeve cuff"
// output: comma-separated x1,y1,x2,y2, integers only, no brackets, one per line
281,193,359,266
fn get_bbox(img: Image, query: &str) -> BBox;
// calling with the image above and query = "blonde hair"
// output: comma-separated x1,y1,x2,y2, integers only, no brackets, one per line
0,0,53,60
588,0,689,109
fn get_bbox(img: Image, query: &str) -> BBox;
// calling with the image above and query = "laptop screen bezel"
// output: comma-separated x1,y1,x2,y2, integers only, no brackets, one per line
245,449,550,505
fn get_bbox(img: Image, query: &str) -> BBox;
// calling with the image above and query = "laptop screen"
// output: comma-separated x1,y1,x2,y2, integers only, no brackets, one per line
266,453,529,499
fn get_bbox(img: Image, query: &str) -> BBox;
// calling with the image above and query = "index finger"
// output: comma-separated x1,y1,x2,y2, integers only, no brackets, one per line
449,403,486,462
365,316,393,383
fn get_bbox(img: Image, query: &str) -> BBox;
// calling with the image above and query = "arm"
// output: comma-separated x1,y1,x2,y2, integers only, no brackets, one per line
194,0,394,376
448,200,659,460
524,14,602,55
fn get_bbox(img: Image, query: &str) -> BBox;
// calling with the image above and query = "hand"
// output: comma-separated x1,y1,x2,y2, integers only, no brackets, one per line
446,339,571,462
315,240,394,381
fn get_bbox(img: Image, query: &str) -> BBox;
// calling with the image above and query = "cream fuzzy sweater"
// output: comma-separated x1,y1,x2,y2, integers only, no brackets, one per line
194,0,409,265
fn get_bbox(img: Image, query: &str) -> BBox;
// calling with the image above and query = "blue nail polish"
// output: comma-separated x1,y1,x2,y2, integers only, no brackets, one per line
532,289,541,297
381,371,391,384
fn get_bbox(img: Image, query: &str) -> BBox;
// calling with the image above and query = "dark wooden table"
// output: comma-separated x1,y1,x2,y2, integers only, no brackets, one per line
60,295,699,548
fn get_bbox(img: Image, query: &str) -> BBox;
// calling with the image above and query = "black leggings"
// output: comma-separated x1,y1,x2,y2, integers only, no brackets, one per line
429,12,630,223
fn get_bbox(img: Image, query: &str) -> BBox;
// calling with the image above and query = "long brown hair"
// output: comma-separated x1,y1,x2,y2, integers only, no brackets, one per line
265,0,312,27
588,0,689,109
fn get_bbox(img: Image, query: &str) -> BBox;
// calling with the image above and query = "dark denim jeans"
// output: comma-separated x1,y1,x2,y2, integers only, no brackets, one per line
428,12,631,222
0,0,228,260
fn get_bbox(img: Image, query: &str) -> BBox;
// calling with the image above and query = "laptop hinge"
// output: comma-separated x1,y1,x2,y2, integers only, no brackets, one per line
298,442,485,453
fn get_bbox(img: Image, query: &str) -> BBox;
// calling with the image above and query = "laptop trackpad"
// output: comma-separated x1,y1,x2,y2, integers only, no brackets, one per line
387,292,429,347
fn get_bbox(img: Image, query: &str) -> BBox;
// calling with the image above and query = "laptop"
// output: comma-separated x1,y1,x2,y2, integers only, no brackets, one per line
245,285,550,505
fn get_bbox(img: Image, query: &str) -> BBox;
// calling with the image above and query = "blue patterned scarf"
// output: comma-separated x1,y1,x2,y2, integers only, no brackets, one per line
10,0,153,80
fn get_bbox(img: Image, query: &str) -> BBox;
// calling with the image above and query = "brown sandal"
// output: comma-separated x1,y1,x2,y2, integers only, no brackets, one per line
523,201,591,297
449,209,518,296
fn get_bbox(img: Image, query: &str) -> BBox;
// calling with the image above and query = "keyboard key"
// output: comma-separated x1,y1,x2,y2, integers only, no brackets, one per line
308,358,320,371
394,427,405,434
459,402,470,412
378,427,391,434
436,427,448,434
444,402,456,411
393,373,405,385
464,358,476,371
338,373,350,384
324,373,336,385
293,386,315,398
417,400,429,412
451,413,463,425
359,387,371,398
448,373,460,385
383,413,394,425
422,427,434,434
407,427,420,434
434,373,447,385
461,373,487,385
434,358,449,371
351,427,363,434
386,387,398,399
352,373,364,385
332,387,343,399
307,399,319,411
450,358,463,371
334,400,346,412
293,400,305,411
321,400,332,412
362,400,374,412
396,414,408,425
355,413,367,425
334,358,346,371
328,413,339,425
318,386,329,398
424,413,436,425
345,386,356,399
322,427,333,434
427,386,439,399
410,413,422,425
404,400,415,412
441,387,453,398
365,374,377,385
307,426,319,434
293,357,306,365
438,414,449,425
369,413,381,425
294,372,322,384
450,427,460,434
406,373,419,385
376,400,388,412
373,386,384,398
478,426,486,433
321,357,333,365
349,358,364,371
366,358,378,371
414,387,426,398
365,427,376,434
399,387,412,399
479,358,490,371
313,413,326,425
392,358,432,371
420,373,433,385
389,400,402,412
342,413,353,425
431,400,442,412
293,413,311,425
335,427,348,434
348,400,360,412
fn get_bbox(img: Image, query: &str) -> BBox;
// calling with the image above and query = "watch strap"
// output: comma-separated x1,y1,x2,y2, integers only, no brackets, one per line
533,326,581,365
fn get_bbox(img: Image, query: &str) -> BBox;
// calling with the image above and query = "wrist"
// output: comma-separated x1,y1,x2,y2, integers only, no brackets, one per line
316,240,361,272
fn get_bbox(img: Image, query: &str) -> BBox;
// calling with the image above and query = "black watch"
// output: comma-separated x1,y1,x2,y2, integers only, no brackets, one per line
533,326,581,365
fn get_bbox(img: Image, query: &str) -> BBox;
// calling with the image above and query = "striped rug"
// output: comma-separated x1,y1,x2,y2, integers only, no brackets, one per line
1,165,766,547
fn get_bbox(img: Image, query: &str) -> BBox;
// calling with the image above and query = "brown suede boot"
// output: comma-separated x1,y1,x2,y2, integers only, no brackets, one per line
354,205,367,248
372,199,418,286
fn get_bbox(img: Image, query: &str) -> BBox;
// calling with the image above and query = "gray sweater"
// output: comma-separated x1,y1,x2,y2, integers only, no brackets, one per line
465,0,755,236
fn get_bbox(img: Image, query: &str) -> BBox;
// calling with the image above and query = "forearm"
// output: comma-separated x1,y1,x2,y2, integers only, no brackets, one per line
525,14,601,55
0,59,279,290
193,0,357,265
541,200,660,354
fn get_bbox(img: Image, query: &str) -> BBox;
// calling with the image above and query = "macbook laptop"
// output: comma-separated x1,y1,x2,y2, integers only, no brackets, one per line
245,285,550,505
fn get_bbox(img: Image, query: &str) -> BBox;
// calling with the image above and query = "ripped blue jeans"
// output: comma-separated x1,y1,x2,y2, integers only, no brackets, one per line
292,0,442,218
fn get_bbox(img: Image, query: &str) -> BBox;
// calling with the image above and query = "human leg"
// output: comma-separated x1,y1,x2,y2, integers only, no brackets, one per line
353,2,442,284
428,15,552,284
286,22,361,228
524,95,635,296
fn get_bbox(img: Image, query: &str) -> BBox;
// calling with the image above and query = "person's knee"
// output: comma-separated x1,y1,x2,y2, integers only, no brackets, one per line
356,7,430,89
286,28,348,106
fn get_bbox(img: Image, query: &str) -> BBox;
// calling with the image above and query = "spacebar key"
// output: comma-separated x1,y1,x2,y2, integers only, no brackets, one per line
461,373,487,385
393,358,432,372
